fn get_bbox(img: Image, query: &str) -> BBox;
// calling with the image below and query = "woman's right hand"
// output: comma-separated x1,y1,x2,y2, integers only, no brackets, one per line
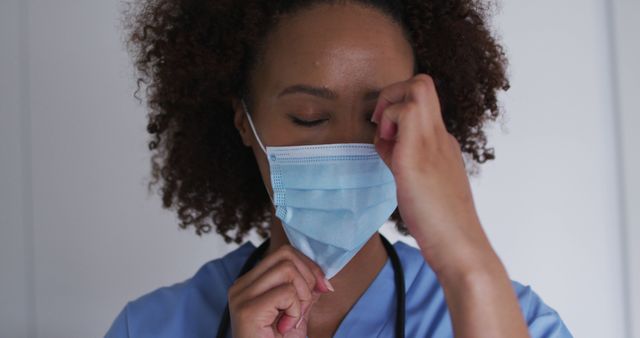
227,244,334,338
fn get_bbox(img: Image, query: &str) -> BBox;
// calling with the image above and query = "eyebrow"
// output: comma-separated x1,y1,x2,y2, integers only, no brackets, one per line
277,84,380,101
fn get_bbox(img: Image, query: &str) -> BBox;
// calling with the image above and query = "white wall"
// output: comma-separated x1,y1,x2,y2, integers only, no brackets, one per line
611,0,640,336
0,1,32,337
468,1,627,337
0,0,633,337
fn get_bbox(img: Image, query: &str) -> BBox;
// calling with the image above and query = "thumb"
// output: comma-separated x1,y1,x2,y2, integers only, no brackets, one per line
280,301,313,338
279,291,321,337
374,131,394,172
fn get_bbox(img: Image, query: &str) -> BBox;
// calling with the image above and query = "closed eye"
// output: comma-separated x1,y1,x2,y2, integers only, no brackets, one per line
290,116,328,127
289,114,375,127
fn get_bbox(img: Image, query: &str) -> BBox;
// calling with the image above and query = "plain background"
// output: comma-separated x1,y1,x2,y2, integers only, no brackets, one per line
1,0,638,337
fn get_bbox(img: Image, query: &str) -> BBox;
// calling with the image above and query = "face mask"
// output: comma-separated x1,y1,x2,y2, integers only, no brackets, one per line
241,98,398,279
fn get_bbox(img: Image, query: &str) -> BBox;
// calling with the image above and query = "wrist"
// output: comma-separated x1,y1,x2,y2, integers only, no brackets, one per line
436,247,507,292
416,227,505,284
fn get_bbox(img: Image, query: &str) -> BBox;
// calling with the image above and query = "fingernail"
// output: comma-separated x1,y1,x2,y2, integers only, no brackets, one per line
324,278,335,292
295,315,304,329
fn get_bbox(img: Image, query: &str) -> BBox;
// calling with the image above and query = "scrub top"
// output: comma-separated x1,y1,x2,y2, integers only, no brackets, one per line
105,240,573,337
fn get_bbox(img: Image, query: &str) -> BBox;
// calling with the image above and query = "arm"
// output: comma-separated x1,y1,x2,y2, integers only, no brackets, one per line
422,232,530,338
371,73,530,337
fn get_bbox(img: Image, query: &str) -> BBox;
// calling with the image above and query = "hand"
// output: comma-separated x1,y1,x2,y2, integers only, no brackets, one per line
371,74,493,276
227,244,333,338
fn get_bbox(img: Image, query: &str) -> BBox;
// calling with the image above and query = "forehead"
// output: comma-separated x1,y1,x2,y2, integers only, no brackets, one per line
253,3,415,97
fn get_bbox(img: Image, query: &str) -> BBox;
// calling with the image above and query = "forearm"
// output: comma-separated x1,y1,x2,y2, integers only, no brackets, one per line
418,233,530,338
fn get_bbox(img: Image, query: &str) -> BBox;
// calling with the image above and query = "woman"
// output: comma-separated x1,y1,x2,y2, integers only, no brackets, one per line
107,0,573,337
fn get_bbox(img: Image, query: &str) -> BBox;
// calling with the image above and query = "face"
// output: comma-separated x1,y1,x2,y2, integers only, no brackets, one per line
233,2,415,201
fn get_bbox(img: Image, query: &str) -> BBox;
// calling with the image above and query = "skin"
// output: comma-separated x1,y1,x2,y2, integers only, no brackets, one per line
230,3,530,338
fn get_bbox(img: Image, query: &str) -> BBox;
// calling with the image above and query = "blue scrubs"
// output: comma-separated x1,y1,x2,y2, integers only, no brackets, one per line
105,240,573,337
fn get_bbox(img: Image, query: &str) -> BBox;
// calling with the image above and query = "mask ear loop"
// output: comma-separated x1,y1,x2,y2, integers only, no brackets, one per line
241,98,268,155
240,97,275,206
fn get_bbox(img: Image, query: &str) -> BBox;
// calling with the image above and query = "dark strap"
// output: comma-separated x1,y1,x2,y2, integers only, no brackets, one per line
216,234,404,338
381,233,405,338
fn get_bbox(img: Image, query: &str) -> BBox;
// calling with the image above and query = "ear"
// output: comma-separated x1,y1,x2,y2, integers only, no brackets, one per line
231,97,252,147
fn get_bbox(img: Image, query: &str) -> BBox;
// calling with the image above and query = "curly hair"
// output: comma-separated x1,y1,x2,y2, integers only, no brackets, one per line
120,0,510,244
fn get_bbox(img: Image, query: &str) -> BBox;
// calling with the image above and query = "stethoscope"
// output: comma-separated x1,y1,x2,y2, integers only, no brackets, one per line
216,233,405,338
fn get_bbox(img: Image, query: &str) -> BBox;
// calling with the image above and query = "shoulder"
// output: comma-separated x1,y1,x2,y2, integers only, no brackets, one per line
105,241,256,338
392,240,573,338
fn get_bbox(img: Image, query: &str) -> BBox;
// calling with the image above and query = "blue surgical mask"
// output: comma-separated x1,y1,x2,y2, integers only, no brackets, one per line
241,98,398,279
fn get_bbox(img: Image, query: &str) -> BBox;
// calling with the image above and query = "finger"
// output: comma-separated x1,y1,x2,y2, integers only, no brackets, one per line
378,101,411,141
239,260,313,310
378,101,431,145
409,74,444,126
231,244,331,296
371,74,432,123
372,74,444,136
282,289,321,335
247,284,302,333
371,79,411,126
277,313,299,335
282,246,334,292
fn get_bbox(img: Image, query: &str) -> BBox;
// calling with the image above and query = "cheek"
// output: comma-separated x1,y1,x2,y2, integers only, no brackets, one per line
253,148,273,194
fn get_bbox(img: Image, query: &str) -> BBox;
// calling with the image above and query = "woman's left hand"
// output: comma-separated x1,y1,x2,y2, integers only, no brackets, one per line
371,73,494,276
